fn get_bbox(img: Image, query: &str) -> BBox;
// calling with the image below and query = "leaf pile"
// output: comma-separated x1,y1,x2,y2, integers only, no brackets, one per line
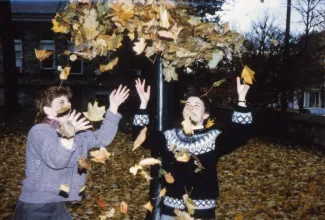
1,124,325,219
51,0,244,81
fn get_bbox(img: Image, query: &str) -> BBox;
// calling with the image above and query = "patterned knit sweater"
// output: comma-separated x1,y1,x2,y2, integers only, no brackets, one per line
132,106,253,219
18,110,122,203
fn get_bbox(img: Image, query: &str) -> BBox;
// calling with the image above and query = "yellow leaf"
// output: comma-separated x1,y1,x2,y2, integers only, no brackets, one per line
164,172,175,184
163,65,178,82
159,187,167,197
133,126,147,151
35,49,53,62
159,5,170,29
79,185,86,193
158,24,182,43
183,194,196,215
143,201,153,212
80,26,99,41
69,54,77,62
213,79,226,87
51,13,70,33
120,201,128,214
139,158,162,166
208,50,224,69
129,164,143,176
56,103,71,114
64,50,71,56
180,100,186,104
174,149,191,163
78,157,92,171
107,34,123,51
83,100,106,122
188,16,202,26
99,57,119,73
83,8,99,30
181,118,194,135
59,66,71,80
133,37,147,55
143,18,158,32
241,65,255,85
90,147,111,164
205,118,215,129
235,212,244,220
59,184,70,193
128,32,135,41
140,170,152,181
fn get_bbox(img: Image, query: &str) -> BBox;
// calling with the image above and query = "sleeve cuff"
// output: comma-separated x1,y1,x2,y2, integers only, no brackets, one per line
232,111,252,124
133,109,149,126
105,110,122,124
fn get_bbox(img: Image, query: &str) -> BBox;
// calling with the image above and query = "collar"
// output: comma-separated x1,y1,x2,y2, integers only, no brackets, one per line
43,117,60,129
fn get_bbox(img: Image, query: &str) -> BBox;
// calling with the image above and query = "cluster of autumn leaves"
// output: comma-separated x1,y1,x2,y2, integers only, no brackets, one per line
33,0,248,82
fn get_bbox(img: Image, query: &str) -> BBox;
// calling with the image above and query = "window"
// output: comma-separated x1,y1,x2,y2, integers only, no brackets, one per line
68,43,83,74
309,90,320,107
14,39,23,73
40,40,55,69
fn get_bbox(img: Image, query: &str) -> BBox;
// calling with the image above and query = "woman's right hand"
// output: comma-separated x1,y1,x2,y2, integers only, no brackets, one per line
135,78,151,109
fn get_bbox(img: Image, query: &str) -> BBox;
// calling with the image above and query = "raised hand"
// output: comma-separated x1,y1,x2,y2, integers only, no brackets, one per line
236,77,250,105
109,85,130,114
68,110,92,133
135,78,151,109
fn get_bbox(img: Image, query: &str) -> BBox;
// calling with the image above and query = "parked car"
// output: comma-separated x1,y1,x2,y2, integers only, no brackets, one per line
301,108,325,115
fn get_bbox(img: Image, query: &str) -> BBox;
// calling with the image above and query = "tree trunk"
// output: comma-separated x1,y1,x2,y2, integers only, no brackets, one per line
0,0,19,116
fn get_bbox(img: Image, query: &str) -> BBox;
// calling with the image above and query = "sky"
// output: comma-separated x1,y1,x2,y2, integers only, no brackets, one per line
218,0,305,34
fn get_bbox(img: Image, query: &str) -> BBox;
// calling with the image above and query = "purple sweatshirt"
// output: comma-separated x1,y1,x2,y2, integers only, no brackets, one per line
18,110,121,203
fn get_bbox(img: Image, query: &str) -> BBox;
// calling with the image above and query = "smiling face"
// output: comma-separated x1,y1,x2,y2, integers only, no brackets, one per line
183,96,209,126
43,95,70,120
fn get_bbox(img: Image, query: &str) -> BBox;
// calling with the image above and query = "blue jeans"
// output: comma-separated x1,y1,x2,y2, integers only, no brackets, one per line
14,201,72,220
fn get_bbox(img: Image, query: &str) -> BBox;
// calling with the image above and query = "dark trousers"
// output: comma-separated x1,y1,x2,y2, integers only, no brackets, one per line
14,201,72,220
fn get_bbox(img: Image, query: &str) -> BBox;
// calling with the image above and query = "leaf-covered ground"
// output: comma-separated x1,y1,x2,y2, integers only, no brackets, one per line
1,124,325,219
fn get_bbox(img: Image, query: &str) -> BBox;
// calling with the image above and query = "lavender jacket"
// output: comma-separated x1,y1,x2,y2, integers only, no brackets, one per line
18,110,121,203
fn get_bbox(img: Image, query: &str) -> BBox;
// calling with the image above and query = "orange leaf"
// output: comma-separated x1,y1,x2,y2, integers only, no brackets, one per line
205,118,215,129
59,66,71,80
120,201,128,214
241,65,255,85
164,172,175,184
133,126,147,151
97,198,107,210
159,187,167,197
143,201,153,212
35,49,53,62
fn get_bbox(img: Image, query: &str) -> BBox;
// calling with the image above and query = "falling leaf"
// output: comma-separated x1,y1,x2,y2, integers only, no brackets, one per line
140,170,152,181
181,118,194,135
35,49,53,62
205,118,215,129
56,103,71,114
84,8,99,30
78,157,92,171
174,149,191,163
163,65,178,82
169,145,176,151
159,187,167,197
235,212,244,220
120,201,128,214
52,13,70,33
59,66,71,80
59,184,70,193
213,79,226,87
183,194,196,215
164,172,175,184
193,155,205,173
143,201,153,212
133,37,147,55
80,26,99,41
79,185,86,193
70,54,78,61
63,50,71,56
99,57,119,73
174,209,194,220
159,5,170,29
208,50,224,69
241,65,255,85
90,147,111,164
129,164,143,176
128,32,135,41
97,198,107,210
188,16,202,26
145,46,156,58
57,65,63,71
139,158,162,166
133,126,147,151
83,100,106,122
180,100,186,104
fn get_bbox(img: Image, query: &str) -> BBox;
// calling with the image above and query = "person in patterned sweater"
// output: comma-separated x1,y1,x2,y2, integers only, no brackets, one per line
132,78,252,219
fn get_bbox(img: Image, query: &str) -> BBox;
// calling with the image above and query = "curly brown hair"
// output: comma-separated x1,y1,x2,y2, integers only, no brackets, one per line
34,86,73,124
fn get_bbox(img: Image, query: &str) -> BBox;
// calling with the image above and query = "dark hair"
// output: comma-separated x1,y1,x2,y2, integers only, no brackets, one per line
34,86,73,124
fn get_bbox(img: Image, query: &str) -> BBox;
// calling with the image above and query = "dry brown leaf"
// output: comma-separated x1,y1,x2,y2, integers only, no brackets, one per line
90,147,111,164
52,13,70,33
83,100,106,122
59,66,71,80
241,65,255,85
133,37,147,55
235,212,244,220
159,5,170,29
133,126,148,151
205,118,215,129
78,157,92,171
183,194,196,215
129,164,143,176
120,201,128,214
174,149,191,163
163,65,178,82
164,172,175,184
35,49,54,62
59,184,70,193
159,187,167,197
99,57,119,73
56,103,71,114
143,201,153,212
139,158,162,166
